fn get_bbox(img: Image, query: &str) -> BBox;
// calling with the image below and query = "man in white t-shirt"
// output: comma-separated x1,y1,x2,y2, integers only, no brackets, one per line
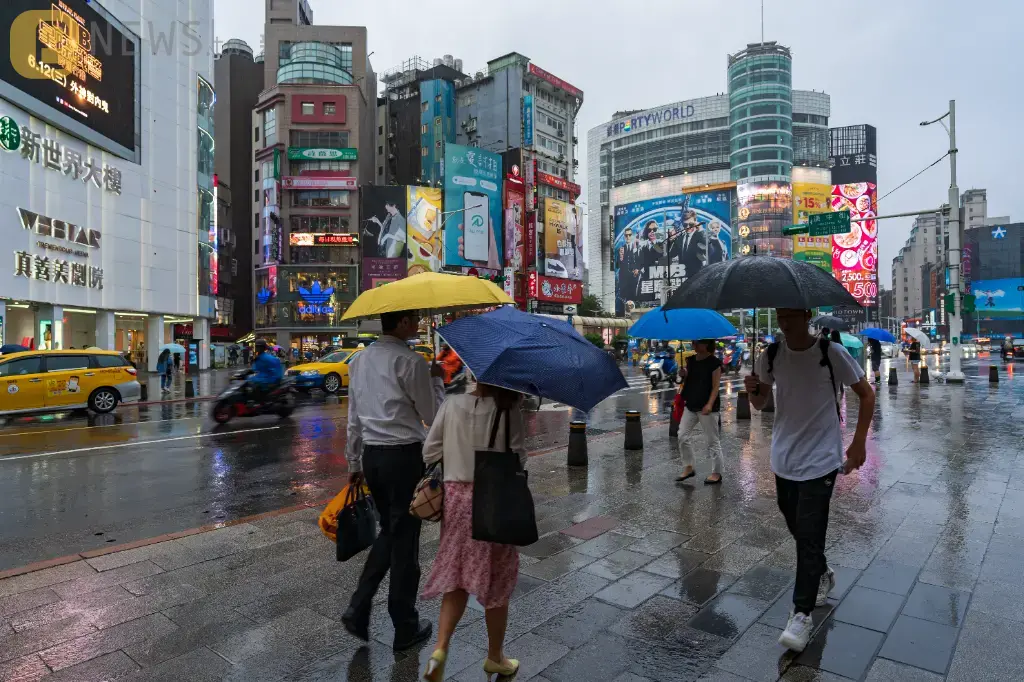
744,308,875,653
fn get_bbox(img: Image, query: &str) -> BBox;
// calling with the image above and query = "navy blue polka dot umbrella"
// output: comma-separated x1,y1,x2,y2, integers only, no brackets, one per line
437,307,627,412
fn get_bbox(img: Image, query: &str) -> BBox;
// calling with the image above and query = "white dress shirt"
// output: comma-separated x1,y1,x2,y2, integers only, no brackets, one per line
346,335,445,472
422,394,527,482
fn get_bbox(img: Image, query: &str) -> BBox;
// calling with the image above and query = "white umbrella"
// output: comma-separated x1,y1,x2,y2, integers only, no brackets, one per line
904,328,932,347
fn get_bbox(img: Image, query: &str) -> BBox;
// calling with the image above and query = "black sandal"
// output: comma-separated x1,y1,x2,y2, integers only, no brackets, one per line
704,475,723,485
675,471,696,482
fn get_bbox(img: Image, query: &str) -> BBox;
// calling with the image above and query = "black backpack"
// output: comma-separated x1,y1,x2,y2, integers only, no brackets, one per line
766,338,842,422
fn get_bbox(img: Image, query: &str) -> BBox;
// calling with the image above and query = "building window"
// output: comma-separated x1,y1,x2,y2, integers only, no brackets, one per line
231,259,238,276
301,102,315,116
255,189,260,202
263,108,277,146
421,101,428,113
290,160,351,173
289,130,349,148
421,146,428,157
255,168,260,182
378,145,383,155
292,190,351,208
254,126,260,143
378,166,383,176
378,125,384,135
278,40,292,62
290,215,350,232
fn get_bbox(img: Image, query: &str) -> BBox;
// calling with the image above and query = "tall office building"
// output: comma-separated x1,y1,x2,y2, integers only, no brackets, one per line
251,0,377,352
213,39,264,341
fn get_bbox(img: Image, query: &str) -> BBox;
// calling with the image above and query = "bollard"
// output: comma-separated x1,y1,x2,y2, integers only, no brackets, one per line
185,378,196,398
140,383,148,402
624,410,643,450
888,367,899,386
736,391,751,420
920,366,930,384
990,364,999,384
568,421,588,466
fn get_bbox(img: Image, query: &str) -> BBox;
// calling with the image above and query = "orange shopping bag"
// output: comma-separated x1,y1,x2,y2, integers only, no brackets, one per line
319,483,370,542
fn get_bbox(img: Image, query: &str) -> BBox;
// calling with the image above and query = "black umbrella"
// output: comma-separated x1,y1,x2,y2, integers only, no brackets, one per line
663,257,860,311
810,315,849,330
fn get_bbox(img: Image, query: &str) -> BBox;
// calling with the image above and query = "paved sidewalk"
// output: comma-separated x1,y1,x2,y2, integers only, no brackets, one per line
1,375,1022,681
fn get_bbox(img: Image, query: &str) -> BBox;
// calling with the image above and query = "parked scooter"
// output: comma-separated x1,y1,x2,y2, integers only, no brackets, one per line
648,351,679,388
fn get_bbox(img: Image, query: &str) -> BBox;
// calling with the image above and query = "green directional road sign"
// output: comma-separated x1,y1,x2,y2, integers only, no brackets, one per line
782,224,810,236
808,210,851,237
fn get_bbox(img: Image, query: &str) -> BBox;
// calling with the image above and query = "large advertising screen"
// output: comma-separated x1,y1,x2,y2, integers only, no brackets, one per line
736,181,793,257
0,0,140,161
971,279,1024,320
360,185,408,290
830,182,878,307
543,198,583,280
407,185,442,276
443,144,503,271
505,181,525,273
612,190,732,316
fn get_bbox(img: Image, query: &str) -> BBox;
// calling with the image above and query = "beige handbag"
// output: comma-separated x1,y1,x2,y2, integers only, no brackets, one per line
409,463,443,522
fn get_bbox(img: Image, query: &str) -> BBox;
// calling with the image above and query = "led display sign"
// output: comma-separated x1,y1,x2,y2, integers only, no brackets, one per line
0,0,140,161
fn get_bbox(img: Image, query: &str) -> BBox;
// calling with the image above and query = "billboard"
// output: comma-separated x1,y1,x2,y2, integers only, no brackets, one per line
523,95,534,147
612,190,732,316
828,125,878,185
407,185,442,275
443,144,503,270
793,235,833,273
360,185,407,290
736,181,793,257
971,279,1024,320
528,273,583,304
505,181,525,273
792,182,832,225
830,182,878,307
544,198,583,280
0,0,140,161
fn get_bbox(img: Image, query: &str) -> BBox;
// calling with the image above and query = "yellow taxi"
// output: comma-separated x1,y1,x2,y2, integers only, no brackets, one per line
0,349,142,417
411,344,435,363
286,348,362,394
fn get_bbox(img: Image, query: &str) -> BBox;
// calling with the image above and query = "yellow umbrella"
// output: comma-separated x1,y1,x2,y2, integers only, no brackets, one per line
342,272,513,320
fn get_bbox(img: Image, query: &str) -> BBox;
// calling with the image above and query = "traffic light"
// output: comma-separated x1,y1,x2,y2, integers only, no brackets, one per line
942,292,977,314
962,294,976,314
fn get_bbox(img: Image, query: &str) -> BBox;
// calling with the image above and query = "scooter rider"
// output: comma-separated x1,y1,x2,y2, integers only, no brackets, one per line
249,339,284,402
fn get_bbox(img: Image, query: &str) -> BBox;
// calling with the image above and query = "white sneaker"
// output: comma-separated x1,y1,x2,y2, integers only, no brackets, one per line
779,612,813,652
816,566,836,606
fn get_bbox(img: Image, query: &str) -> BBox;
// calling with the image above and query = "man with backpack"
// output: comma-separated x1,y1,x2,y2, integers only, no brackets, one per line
744,308,875,653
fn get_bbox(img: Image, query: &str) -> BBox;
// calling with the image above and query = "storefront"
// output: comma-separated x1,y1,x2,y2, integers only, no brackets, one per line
253,264,359,354
0,0,214,372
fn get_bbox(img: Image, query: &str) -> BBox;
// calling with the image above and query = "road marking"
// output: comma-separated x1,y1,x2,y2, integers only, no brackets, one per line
0,426,283,461
0,416,204,438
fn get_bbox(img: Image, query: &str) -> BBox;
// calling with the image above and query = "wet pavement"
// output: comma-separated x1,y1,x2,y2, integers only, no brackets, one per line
0,355,1021,680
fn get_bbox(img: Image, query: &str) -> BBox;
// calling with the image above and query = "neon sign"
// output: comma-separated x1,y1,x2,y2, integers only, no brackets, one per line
297,281,335,316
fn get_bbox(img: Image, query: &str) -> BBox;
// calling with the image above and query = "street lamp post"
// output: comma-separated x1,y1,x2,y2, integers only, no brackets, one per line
921,100,964,382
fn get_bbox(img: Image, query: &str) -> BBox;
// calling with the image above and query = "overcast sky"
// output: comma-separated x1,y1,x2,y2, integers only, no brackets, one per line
215,0,1021,287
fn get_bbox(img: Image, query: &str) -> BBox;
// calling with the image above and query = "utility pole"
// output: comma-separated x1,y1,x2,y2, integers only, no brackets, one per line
921,100,964,382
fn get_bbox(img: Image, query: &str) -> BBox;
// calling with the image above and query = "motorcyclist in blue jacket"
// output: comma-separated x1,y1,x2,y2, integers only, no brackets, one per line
249,339,284,401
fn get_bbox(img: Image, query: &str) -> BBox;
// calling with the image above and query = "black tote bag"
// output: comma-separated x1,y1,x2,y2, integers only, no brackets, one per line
336,484,378,562
471,408,538,546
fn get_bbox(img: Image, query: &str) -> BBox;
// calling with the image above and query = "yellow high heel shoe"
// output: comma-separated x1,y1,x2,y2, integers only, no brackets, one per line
483,657,520,679
423,649,446,682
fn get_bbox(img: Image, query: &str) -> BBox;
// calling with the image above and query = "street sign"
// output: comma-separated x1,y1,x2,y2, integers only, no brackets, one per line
781,224,809,236
808,210,851,237
952,337,959,345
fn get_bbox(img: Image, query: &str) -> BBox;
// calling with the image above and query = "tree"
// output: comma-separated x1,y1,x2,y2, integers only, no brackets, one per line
578,294,604,317
583,332,605,348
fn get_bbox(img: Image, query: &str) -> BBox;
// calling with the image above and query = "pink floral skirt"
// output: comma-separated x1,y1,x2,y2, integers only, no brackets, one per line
421,482,519,608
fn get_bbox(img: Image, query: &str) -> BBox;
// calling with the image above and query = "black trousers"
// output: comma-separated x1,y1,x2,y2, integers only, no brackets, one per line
348,443,425,634
776,470,837,614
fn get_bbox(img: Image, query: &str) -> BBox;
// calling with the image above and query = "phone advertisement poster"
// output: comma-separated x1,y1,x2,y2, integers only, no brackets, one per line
443,144,503,270
543,198,584,280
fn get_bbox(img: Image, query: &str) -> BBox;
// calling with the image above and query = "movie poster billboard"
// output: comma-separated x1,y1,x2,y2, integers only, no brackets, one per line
736,181,793,257
443,144,503,271
407,186,443,276
505,183,525,272
830,182,878,307
543,199,583,280
360,185,408,290
612,190,732,316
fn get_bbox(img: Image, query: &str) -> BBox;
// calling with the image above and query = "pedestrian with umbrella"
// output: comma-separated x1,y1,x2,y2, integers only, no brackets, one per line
416,307,625,681
338,273,514,653
665,257,876,653
860,328,896,384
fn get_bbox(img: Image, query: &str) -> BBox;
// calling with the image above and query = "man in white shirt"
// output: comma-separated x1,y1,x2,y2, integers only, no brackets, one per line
744,308,875,653
343,310,444,651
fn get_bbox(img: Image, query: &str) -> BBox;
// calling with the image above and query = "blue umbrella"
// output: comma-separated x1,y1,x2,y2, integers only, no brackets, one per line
860,327,896,343
437,307,627,412
0,344,29,354
628,307,737,341
160,343,187,355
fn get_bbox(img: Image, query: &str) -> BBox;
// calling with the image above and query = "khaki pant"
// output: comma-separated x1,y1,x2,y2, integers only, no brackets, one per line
678,409,723,474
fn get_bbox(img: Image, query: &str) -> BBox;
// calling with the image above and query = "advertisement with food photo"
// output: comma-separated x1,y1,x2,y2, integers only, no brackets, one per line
407,186,442,276
830,182,878,307
543,198,583,280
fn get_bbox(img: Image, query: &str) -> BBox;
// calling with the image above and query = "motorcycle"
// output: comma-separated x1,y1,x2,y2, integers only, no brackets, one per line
648,353,679,388
211,370,296,424
722,348,743,374
445,366,470,395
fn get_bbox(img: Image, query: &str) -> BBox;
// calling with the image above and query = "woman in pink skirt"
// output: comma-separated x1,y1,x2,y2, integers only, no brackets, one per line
420,383,525,681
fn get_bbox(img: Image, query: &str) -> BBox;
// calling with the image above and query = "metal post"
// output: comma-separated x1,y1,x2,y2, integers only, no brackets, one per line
945,100,965,382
